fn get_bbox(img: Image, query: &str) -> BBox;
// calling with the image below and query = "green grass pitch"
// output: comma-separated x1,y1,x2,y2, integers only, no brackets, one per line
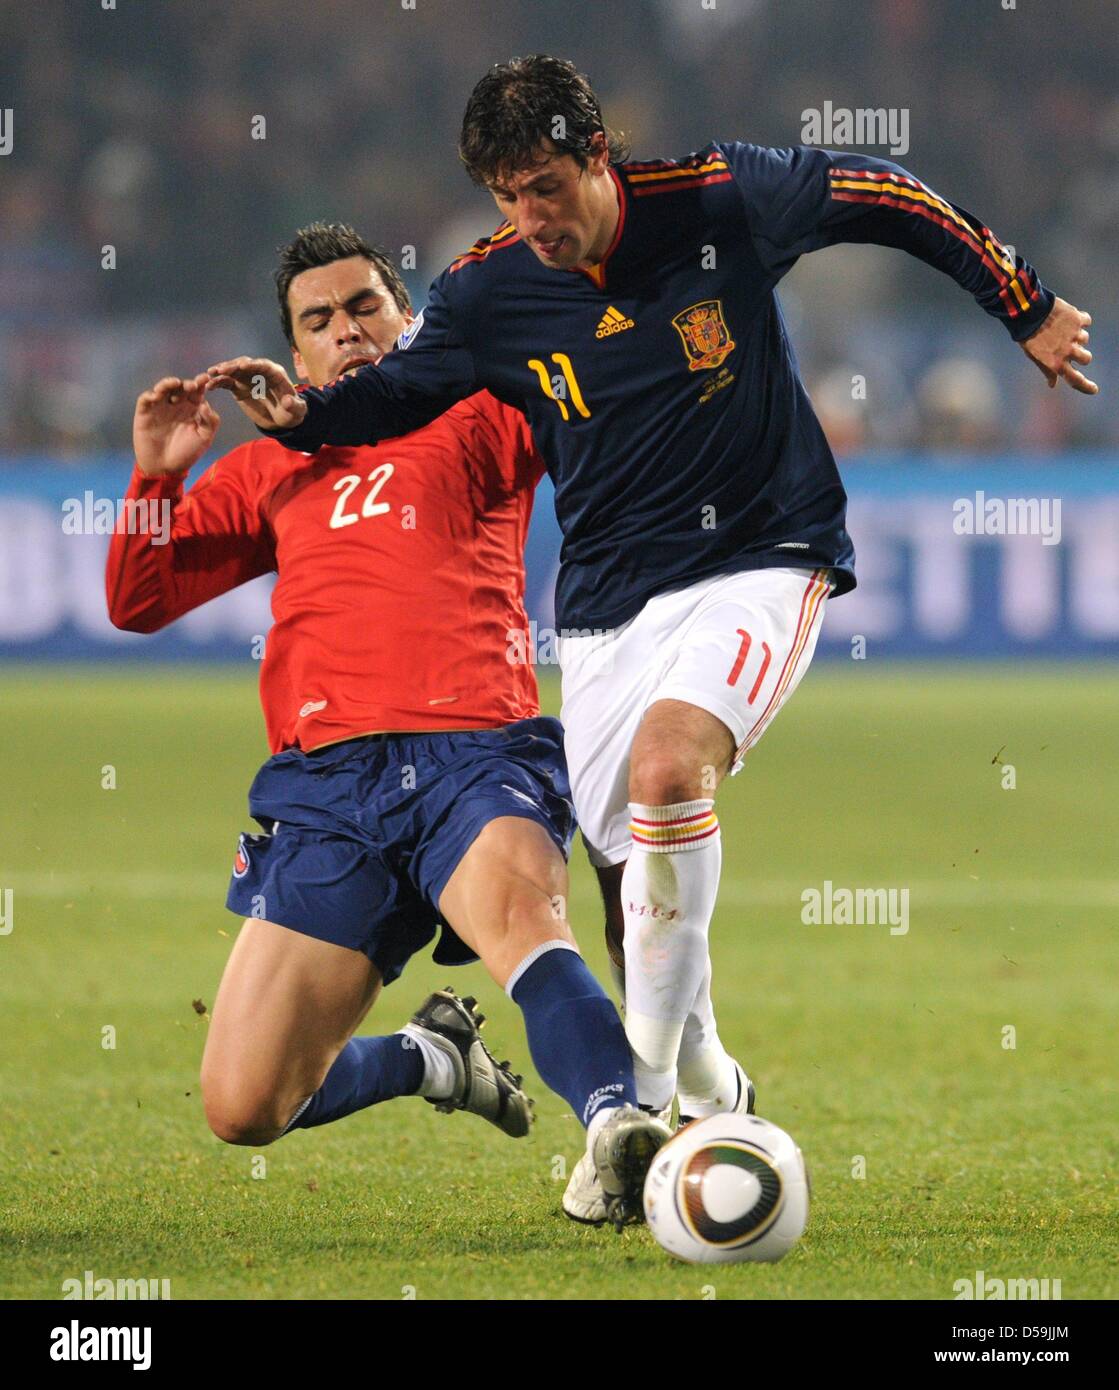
1,663,1116,1300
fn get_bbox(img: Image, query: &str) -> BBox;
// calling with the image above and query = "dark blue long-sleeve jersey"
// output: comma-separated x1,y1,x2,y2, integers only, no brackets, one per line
264,142,1054,629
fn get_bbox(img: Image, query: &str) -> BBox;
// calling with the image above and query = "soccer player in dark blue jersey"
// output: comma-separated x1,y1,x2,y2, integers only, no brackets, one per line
209,55,1097,1225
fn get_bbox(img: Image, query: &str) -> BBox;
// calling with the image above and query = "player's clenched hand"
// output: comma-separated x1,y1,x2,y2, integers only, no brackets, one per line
205,357,308,430
1020,298,1098,395
134,374,221,478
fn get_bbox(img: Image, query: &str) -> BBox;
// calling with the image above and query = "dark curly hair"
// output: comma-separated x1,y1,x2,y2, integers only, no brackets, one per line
459,55,628,186
274,222,411,347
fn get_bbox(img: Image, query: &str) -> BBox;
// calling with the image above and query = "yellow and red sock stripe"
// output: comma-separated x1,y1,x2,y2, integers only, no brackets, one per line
735,569,831,762
630,807,719,851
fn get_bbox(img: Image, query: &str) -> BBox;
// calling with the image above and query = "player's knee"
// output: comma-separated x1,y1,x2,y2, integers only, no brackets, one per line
205,1105,285,1147
473,887,575,984
202,1081,286,1147
505,889,571,951
629,752,702,807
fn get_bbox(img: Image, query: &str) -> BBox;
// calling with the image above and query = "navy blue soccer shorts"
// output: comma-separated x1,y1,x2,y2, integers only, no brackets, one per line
225,716,575,985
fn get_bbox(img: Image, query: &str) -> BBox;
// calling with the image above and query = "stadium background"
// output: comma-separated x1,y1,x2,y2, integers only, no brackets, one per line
1,0,1115,1302
1,0,1117,659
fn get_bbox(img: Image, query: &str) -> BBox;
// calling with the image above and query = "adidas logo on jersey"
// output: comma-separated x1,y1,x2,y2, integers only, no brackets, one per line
595,305,635,338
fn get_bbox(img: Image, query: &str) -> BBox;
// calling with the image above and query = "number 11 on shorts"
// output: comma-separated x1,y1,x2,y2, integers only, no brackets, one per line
727,628,771,704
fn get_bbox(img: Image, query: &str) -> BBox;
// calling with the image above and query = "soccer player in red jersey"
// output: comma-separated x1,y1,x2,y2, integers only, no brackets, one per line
107,225,667,1227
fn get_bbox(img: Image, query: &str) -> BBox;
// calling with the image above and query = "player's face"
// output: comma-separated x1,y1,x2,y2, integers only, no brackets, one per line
288,257,412,387
488,137,617,271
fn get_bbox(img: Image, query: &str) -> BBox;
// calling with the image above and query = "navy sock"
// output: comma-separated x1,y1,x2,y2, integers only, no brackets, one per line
510,946,636,1126
285,1034,424,1131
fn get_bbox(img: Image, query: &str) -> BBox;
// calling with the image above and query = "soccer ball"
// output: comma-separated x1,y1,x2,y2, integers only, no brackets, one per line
643,1113,809,1264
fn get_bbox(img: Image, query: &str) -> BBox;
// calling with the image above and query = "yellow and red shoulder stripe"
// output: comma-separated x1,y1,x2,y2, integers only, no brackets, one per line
626,152,732,198
450,222,521,273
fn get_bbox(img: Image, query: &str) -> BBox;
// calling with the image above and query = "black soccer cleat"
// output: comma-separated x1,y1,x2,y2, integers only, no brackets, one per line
403,987,534,1139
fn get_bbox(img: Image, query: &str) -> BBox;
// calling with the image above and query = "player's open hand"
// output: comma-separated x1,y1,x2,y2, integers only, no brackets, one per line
133,374,221,478
205,357,308,430
1020,298,1098,395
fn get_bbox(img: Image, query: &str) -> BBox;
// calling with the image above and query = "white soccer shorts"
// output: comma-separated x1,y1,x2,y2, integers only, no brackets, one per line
557,567,833,867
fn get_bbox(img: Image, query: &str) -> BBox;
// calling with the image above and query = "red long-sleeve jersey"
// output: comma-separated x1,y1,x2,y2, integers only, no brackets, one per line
106,390,545,752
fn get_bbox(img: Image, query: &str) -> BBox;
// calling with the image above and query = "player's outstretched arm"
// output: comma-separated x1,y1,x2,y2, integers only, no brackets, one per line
205,358,307,432
206,274,479,454
723,143,1098,386
1019,298,1097,394
108,373,273,633
134,373,222,475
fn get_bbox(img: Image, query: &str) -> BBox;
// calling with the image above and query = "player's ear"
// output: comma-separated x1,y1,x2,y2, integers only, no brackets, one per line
291,348,308,382
588,131,611,173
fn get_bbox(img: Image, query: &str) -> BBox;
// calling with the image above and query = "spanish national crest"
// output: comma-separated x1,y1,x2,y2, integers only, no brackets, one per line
672,299,736,371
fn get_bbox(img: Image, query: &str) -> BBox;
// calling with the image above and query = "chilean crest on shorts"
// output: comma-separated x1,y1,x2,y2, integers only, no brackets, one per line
233,834,250,879
671,299,736,371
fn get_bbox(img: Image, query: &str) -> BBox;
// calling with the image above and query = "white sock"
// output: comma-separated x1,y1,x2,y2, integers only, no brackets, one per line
677,958,740,1115
611,949,739,1115
399,1025,456,1101
621,799,721,1110
585,1101,619,1149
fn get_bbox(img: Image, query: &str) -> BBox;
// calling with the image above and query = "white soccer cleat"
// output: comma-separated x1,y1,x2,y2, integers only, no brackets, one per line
594,1104,673,1229
562,1148,607,1225
562,1104,672,1230
563,1101,674,1227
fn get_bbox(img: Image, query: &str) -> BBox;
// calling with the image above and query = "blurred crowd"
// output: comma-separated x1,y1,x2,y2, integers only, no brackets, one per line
1,0,1114,458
